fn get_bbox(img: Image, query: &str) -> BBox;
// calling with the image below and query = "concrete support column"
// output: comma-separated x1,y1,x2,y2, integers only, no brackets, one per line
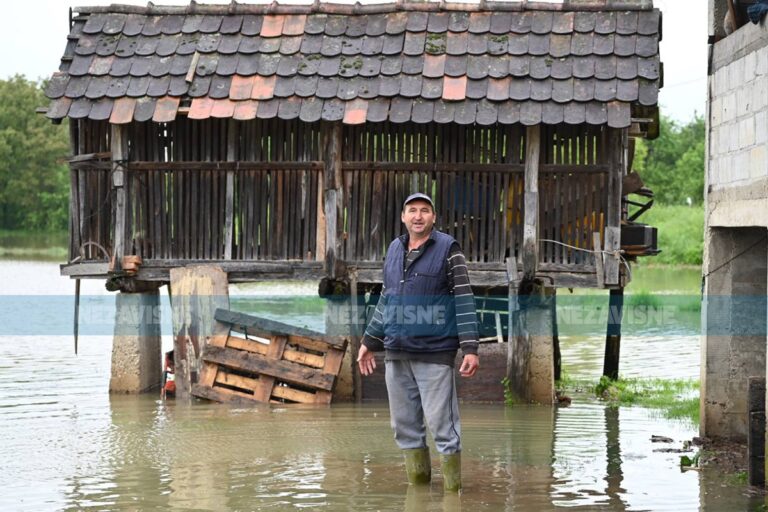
110,289,162,393
701,227,767,441
526,287,556,404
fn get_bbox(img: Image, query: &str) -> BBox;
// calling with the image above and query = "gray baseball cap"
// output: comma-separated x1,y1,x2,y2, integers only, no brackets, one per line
403,192,435,210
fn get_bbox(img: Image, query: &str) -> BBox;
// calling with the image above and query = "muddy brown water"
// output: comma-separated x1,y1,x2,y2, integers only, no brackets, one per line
0,261,761,510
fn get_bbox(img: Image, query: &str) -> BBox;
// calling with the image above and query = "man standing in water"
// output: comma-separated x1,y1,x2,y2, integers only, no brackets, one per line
357,193,480,492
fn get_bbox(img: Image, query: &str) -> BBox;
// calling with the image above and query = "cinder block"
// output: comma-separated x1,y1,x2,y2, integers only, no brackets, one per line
757,48,768,77
754,79,768,111
750,146,767,179
723,92,736,122
744,52,757,84
757,110,768,145
728,59,744,91
711,97,722,127
730,124,742,152
738,85,752,118
740,117,756,149
718,125,730,155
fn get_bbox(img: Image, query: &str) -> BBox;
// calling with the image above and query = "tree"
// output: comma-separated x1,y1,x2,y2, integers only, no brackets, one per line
0,75,69,231
633,115,706,205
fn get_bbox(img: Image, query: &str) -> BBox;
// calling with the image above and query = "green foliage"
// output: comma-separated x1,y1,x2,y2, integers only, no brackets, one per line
501,377,516,406
636,204,704,265
0,76,69,231
560,376,700,426
633,115,705,205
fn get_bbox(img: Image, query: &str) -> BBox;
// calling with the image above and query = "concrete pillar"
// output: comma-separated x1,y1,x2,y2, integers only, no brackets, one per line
323,279,355,402
701,227,767,441
110,289,162,393
527,288,556,405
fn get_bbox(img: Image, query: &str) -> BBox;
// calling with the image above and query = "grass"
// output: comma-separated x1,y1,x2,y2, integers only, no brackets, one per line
0,230,68,260
558,374,700,426
632,204,704,266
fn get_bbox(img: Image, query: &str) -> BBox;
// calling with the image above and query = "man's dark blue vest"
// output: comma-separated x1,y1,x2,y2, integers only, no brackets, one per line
381,229,459,353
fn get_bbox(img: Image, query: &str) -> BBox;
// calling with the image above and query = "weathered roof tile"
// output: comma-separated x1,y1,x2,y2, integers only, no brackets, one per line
294,75,319,97
444,55,467,77
433,100,455,123
467,55,489,79
342,35,363,55
316,76,338,98
367,14,388,36
146,75,170,97
233,99,259,120
299,96,322,122
552,12,575,34
401,56,424,75
542,102,564,124
209,75,233,99
386,12,408,35
421,77,443,100
49,5,661,125
68,97,93,119
614,34,636,57
257,98,279,119
123,15,146,37
126,75,150,97
594,34,615,56
383,33,405,55
531,79,552,101
152,96,179,122
277,97,301,120
594,12,616,34
109,97,135,123
531,12,554,35
275,76,296,98
468,12,491,34
468,33,488,55
142,16,164,37
617,12,639,35
242,15,263,36
211,98,236,118
321,98,345,121
220,15,244,35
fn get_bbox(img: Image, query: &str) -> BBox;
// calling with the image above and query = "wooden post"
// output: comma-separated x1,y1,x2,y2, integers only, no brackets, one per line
522,125,541,281
604,128,625,286
170,265,230,401
223,119,237,259
505,256,525,399
111,124,129,272
322,122,343,278
552,289,561,382
603,287,624,380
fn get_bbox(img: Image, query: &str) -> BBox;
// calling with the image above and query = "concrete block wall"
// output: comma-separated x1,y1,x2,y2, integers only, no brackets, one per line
708,27,768,192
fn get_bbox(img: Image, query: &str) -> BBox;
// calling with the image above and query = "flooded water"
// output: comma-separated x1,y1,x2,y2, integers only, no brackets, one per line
0,260,761,510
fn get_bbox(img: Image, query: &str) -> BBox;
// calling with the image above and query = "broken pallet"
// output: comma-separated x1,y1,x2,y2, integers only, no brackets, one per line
191,309,347,405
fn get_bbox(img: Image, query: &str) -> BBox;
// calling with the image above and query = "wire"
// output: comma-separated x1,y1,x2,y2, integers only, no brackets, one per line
538,238,632,283
702,234,768,280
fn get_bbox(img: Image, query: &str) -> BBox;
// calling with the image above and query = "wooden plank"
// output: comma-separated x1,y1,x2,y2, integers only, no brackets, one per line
224,119,236,259
604,128,623,286
253,335,288,402
522,125,540,280
111,124,128,272
226,335,269,355
202,345,336,391
314,344,346,403
272,385,317,403
215,368,260,393
192,383,261,404
322,121,343,277
593,231,605,289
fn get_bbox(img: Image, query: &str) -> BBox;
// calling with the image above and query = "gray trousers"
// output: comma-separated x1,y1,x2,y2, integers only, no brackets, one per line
384,359,462,455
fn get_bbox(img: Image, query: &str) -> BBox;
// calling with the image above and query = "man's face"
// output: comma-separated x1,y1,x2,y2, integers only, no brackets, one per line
401,200,436,237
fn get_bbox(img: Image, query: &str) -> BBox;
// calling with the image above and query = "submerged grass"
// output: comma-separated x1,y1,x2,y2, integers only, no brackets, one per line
558,374,700,426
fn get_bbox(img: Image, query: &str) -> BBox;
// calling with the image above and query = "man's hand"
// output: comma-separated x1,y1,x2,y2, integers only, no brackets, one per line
357,344,377,376
459,354,479,378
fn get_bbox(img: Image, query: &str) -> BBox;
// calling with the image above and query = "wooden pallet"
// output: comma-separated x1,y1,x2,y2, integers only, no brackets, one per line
191,309,347,405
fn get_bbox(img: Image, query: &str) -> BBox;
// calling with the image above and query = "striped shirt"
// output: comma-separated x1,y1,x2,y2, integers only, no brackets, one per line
362,239,479,363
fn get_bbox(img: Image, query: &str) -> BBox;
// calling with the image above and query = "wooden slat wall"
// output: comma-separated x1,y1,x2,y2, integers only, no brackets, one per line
539,124,608,268
69,118,610,271
68,120,112,261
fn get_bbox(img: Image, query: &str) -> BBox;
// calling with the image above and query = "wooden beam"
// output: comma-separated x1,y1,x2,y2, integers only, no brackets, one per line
603,288,624,380
223,119,237,259
604,128,625,286
111,124,129,272
322,122,344,278
522,125,541,281
127,161,324,171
